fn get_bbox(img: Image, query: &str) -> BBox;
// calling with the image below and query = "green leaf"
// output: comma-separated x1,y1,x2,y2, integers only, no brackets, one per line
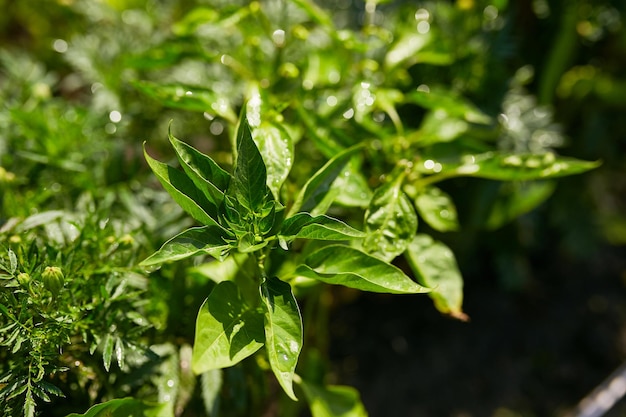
413,110,469,145
8,249,17,275
414,186,459,232
140,226,232,266
144,145,222,227
260,277,303,401
419,152,601,181
407,88,491,124
289,145,362,217
363,173,417,261
133,81,237,123
467,152,601,180
296,245,429,294
102,334,114,372
405,234,467,320
200,369,222,417
228,109,271,212
385,32,430,70
65,397,171,417
169,130,230,205
331,164,372,208
192,282,265,374
253,120,293,200
280,213,365,242
485,181,556,230
299,379,368,417
24,390,35,417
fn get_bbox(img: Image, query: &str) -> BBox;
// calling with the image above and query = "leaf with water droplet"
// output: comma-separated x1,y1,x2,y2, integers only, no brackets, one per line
260,277,302,401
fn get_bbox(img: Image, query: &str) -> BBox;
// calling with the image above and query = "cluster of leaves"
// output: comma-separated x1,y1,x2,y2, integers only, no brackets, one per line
0,200,154,417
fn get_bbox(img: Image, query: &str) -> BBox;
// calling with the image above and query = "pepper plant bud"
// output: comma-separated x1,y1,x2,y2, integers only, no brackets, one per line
16,272,31,286
42,266,64,296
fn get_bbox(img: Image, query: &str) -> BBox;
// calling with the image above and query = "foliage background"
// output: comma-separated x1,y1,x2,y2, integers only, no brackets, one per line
0,0,625,416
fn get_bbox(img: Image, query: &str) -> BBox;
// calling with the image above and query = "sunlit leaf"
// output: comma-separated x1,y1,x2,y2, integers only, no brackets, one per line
413,110,469,145
65,397,171,417
296,245,429,294
172,7,220,36
363,173,417,261
8,249,17,275
144,145,222,227
405,234,467,320
331,164,372,208
299,379,368,417
102,334,114,372
140,226,232,266
253,120,293,200
169,130,230,205
133,81,236,123
228,108,271,212
200,369,222,417
260,277,302,401
414,186,459,232
289,145,362,217
192,282,265,374
385,32,430,70
280,213,365,242
407,88,491,124
417,152,601,181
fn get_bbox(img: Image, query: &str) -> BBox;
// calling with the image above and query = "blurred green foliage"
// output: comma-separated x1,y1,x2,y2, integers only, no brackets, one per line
0,0,624,416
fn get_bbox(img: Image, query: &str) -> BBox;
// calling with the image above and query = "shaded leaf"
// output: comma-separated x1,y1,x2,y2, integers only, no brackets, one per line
414,186,459,232
260,277,303,401
405,234,467,320
192,282,265,374
299,379,368,417
280,213,365,242
140,226,232,266
289,146,362,216
485,181,556,230
296,245,429,294
144,145,221,227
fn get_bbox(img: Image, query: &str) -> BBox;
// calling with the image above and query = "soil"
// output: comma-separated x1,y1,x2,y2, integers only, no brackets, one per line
328,240,626,416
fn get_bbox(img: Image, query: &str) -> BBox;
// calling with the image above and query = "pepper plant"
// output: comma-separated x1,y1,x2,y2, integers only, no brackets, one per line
139,103,430,407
